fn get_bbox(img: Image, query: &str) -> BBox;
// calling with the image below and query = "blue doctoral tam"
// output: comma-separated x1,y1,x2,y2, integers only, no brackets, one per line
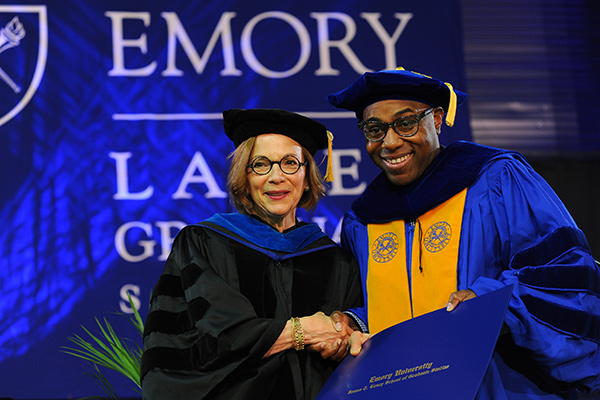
326,67,468,126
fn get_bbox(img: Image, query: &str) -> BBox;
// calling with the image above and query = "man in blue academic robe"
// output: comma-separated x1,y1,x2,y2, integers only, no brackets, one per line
327,67,600,399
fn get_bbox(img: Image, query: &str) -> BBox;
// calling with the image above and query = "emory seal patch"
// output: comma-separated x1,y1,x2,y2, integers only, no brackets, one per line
371,232,398,263
424,221,452,253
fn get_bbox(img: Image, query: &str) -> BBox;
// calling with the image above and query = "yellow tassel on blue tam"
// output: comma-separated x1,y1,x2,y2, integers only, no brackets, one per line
326,67,467,128
323,130,334,182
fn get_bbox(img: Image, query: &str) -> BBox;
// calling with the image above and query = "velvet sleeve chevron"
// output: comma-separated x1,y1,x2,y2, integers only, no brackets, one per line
512,227,600,344
140,225,288,399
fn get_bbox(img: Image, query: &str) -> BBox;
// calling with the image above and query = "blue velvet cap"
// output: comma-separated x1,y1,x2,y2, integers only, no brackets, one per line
326,68,468,126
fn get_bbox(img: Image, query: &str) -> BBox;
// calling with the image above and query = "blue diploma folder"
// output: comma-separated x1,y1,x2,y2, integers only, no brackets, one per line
316,285,513,400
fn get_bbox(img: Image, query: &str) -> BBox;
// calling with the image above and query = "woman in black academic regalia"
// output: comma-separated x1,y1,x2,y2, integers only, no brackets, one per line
141,108,367,400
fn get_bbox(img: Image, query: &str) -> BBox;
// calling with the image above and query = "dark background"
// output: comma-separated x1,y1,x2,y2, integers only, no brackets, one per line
461,0,600,257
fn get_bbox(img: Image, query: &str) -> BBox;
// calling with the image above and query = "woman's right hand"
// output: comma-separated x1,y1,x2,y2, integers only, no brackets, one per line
307,311,370,360
300,311,354,346
264,311,366,359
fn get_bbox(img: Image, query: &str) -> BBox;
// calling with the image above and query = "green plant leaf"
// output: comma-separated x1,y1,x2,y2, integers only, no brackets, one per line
61,294,143,398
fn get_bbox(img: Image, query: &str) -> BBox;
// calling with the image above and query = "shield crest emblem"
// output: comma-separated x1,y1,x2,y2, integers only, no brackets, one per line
0,5,47,127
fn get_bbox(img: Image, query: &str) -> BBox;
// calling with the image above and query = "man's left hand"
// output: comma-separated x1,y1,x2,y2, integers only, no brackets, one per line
446,289,477,311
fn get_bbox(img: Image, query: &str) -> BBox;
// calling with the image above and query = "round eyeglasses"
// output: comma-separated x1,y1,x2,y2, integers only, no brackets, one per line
247,155,307,175
358,107,435,142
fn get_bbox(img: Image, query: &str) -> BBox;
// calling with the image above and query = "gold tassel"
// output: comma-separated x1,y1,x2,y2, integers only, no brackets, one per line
444,82,458,127
324,130,334,182
397,67,459,127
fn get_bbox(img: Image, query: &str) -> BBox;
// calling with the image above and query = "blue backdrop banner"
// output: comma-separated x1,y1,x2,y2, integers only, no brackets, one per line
0,1,469,398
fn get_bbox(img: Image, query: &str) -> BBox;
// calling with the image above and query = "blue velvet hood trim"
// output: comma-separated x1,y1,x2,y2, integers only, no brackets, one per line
352,141,515,223
199,213,328,253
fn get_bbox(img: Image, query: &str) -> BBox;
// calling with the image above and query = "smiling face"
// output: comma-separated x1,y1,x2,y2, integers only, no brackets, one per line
246,134,307,232
363,99,443,186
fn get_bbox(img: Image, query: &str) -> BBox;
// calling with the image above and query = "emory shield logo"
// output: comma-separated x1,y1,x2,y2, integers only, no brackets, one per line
0,5,47,127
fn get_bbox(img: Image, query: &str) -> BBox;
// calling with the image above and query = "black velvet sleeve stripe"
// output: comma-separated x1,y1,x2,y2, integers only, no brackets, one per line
141,347,196,380
521,294,600,343
518,265,600,295
188,296,210,321
181,263,203,291
141,333,218,379
510,227,591,270
152,274,185,298
144,309,193,336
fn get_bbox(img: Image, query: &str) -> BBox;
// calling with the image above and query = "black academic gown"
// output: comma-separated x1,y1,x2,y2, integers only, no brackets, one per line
141,213,362,400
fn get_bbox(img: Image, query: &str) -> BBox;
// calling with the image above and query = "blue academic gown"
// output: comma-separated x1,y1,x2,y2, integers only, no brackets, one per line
341,141,600,399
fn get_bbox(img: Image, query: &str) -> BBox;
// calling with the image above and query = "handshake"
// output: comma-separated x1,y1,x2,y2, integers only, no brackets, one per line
263,311,370,360
301,311,371,361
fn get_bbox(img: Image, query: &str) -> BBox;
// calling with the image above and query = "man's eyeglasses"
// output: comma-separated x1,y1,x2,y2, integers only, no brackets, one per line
247,155,306,175
358,107,435,142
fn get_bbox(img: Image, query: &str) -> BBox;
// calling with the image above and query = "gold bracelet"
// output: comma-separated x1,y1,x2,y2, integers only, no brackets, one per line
291,317,305,351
